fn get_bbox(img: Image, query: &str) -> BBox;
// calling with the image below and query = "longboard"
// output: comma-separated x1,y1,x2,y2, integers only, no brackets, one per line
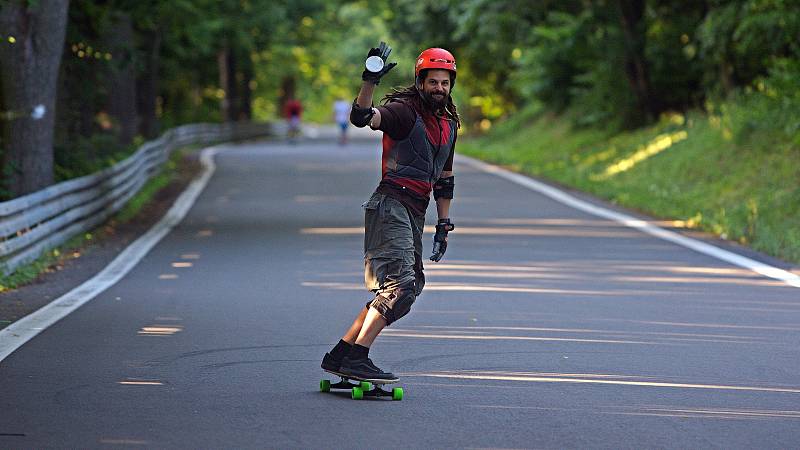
320,369,403,400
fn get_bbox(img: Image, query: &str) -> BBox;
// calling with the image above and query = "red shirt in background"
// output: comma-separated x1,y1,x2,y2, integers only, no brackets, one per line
284,99,303,119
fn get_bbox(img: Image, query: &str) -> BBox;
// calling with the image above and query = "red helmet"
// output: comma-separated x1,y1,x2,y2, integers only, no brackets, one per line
415,48,457,78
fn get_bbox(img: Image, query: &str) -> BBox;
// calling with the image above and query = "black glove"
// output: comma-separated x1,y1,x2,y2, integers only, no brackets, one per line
430,218,455,262
362,41,397,85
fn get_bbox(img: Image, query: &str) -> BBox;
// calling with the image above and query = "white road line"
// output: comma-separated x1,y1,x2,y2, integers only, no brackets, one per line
0,146,222,362
458,155,800,288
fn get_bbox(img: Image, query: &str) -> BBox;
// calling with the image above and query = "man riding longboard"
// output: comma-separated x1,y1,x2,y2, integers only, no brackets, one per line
320,42,460,388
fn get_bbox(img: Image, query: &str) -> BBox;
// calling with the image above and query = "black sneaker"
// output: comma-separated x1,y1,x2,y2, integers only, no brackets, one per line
340,356,397,381
321,352,343,373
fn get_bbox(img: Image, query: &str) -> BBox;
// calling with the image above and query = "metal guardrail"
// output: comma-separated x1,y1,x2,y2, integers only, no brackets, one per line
0,121,272,276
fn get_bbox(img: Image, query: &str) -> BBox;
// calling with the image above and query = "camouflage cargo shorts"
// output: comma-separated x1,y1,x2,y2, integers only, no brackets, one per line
361,192,425,321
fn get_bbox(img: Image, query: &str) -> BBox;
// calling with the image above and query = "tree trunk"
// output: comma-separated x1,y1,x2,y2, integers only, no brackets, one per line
217,46,239,122
719,61,734,96
137,26,161,138
279,76,296,116
0,0,70,197
106,12,138,145
227,49,239,121
217,50,229,121
618,0,656,125
239,52,253,121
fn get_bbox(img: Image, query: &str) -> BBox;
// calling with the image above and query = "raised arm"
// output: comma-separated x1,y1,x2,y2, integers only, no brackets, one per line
350,42,396,129
354,82,382,128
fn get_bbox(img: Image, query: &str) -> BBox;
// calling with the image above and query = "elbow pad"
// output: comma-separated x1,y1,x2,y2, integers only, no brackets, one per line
433,176,454,200
350,100,374,128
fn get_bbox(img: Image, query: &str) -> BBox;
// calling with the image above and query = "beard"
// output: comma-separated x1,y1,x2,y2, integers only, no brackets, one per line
422,90,448,110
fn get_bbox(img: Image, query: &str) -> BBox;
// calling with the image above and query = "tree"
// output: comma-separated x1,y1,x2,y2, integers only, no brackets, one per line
0,0,70,196
618,0,656,124
135,18,161,138
105,10,138,144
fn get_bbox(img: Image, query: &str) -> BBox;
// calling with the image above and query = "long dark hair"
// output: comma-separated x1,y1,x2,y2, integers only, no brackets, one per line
382,81,461,129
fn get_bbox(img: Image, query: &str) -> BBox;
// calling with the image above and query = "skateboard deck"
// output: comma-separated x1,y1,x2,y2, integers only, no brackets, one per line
320,369,403,400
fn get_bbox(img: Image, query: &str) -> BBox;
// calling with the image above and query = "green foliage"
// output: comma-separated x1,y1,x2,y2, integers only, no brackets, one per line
360,0,799,131
0,242,82,293
645,1,706,110
511,10,586,112
568,20,635,130
761,58,800,144
53,133,136,181
48,0,800,137
115,149,181,223
697,0,800,94
459,87,800,263
253,1,409,123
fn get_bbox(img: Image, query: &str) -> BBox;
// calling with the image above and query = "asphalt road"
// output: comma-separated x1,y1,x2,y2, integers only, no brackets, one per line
2,131,799,449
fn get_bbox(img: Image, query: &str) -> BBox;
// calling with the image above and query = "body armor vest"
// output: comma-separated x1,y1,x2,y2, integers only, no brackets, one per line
383,114,456,193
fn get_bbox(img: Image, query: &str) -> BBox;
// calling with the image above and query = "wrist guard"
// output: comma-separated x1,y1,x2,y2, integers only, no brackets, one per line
350,100,375,128
433,176,454,200
430,218,454,262
435,218,455,235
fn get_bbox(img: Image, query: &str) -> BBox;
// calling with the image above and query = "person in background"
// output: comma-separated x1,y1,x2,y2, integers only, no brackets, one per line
333,98,351,145
283,97,303,142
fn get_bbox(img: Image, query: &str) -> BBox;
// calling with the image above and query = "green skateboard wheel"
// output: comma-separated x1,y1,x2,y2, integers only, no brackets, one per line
352,387,364,400
392,387,403,401
320,379,331,392
360,381,372,390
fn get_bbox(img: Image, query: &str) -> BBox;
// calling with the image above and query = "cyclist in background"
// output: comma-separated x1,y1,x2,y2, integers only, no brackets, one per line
283,97,303,142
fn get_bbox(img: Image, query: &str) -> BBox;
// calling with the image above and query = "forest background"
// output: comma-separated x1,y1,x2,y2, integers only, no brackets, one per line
1,0,798,263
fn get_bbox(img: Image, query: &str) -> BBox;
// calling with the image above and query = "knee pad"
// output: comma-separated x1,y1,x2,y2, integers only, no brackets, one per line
370,279,416,325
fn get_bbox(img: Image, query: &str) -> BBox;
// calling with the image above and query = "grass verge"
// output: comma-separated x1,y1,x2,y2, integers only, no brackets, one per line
459,100,800,264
